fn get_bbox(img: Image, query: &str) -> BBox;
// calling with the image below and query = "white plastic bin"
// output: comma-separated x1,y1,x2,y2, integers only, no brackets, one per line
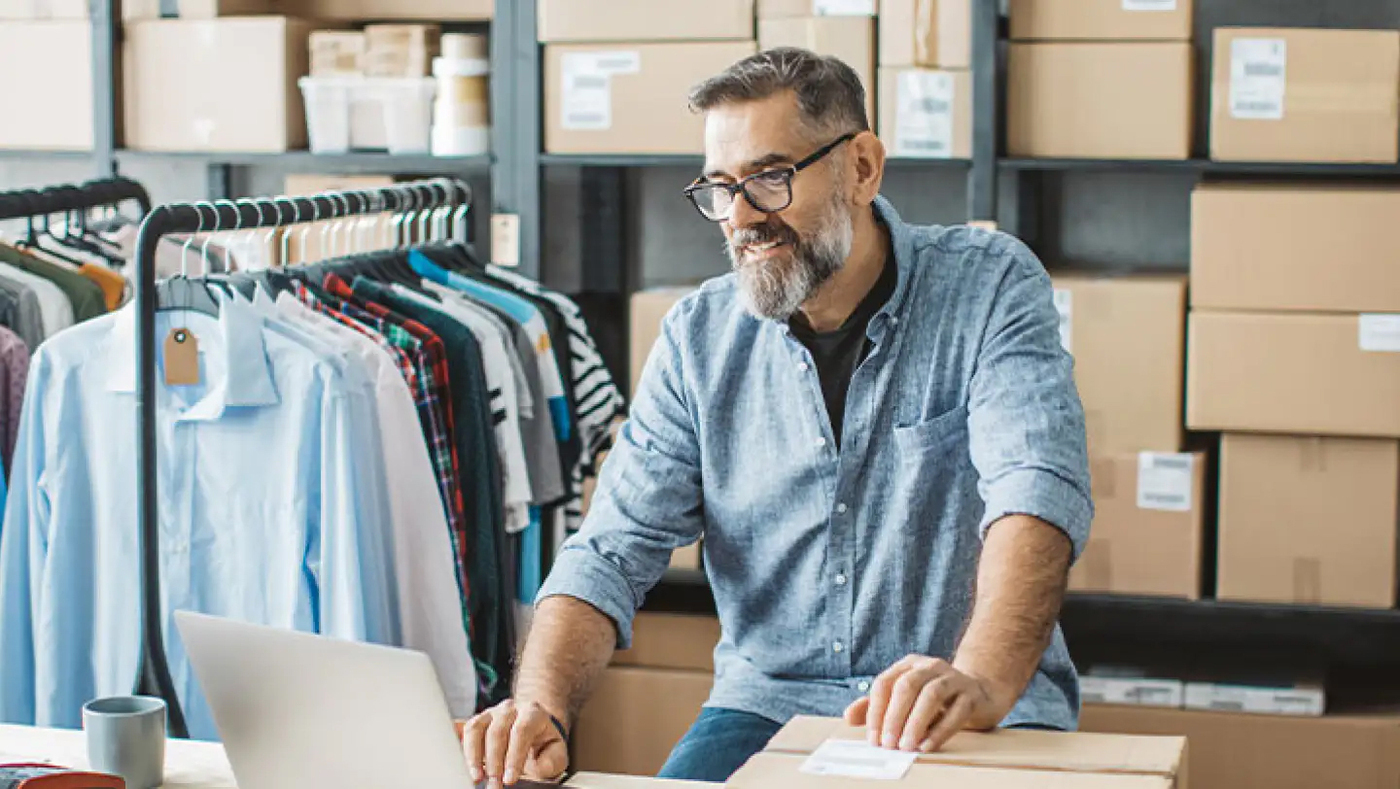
374,78,437,154
299,76,436,154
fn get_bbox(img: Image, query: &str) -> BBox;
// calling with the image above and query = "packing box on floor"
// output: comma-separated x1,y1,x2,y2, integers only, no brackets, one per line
0,21,93,150
612,612,720,672
760,16,874,121
878,0,971,69
288,0,491,20
1186,311,1400,438
125,16,312,152
759,0,875,18
545,42,757,154
1191,183,1400,313
1082,705,1400,789
539,0,754,42
574,667,712,777
629,286,696,395
1050,274,1187,455
1008,43,1192,159
732,716,1186,787
1216,433,1399,609
1071,452,1205,599
1009,0,1193,41
878,67,972,159
1210,28,1400,163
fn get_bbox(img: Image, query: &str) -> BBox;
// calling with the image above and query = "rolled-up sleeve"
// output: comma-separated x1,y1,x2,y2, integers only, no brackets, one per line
967,241,1093,558
536,305,705,648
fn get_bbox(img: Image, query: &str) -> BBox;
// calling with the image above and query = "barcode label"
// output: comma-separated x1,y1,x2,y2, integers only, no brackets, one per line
1053,288,1072,353
560,51,639,131
801,740,916,780
814,0,875,14
571,74,608,90
1123,0,1176,9
1137,452,1193,512
1229,38,1286,120
1359,314,1400,352
895,71,955,159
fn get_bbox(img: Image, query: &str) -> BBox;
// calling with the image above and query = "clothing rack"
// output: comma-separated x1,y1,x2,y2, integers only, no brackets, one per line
0,177,151,222
131,177,472,738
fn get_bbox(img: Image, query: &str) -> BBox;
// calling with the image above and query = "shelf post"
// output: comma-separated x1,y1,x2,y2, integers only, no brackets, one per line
91,0,119,178
967,0,998,223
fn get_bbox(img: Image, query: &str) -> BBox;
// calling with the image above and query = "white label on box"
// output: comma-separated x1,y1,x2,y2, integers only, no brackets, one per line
1229,38,1287,120
814,0,876,14
800,740,917,781
1137,453,1193,512
1359,314,1400,352
1083,676,1185,708
1186,683,1324,716
1053,288,1072,353
1122,0,1177,10
560,51,640,131
895,71,955,159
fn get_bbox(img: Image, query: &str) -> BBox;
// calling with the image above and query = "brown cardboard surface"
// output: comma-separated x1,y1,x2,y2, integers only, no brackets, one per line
1008,0,1193,41
1008,43,1192,159
1216,433,1399,609
573,667,711,777
759,16,874,121
0,21,93,150
670,542,702,570
1051,274,1187,455
759,0,820,18
1081,705,1400,789
877,67,972,159
539,0,754,42
1186,311,1400,438
545,42,757,155
0,0,87,19
1071,452,1205,599
285,0,491,20
566,773,710,789
122,0,277,20
125,16,311,152
629,287,695,395
283,174,394,195
364,23,439,77
730,753,1174,789
612,612,720,672
1190,183,1400,313
762,716,1187,778
878,0,971,69
309,30,365,76
1210,28,1400,163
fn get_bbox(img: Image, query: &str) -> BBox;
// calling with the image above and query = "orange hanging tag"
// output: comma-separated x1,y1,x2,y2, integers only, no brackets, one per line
164,327,201,386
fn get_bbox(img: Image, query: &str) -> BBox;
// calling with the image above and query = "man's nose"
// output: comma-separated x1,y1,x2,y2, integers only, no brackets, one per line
727,191,767,230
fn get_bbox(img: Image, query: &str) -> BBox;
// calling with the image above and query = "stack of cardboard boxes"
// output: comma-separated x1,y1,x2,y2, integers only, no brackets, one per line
877,0,972,159
1006,0,1194,159
1187,182,1400,609
757,0,876,125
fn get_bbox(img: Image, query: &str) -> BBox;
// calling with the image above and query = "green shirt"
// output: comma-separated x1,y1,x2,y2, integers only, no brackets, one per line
0,245,107,323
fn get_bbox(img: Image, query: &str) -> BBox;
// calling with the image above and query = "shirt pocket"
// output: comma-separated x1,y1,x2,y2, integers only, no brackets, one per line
892,405,969,460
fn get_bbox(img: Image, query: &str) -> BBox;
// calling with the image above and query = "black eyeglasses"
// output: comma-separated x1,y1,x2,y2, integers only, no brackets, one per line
682,132,856,222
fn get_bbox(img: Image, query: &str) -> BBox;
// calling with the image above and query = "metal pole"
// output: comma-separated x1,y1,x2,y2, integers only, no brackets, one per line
89,0,119,178
967,0,999,222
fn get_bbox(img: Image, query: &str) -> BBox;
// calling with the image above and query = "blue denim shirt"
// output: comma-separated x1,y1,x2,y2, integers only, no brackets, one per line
539,197,1093,730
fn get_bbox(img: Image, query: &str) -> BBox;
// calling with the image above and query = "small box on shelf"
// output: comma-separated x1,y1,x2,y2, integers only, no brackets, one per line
364,23,439,78
0,0,86,19
538,0,754,43
309,30,365,76
878,0,971,69
0,20,92,150
877,67,971,159
1009,0,1193,42
122,0,278,21
759,16,874,122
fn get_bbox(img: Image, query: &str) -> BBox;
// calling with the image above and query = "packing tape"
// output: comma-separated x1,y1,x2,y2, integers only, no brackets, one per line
1293,557,1323,605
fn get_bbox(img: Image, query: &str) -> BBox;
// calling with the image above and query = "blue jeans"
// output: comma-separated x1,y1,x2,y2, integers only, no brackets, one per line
656,708,783,783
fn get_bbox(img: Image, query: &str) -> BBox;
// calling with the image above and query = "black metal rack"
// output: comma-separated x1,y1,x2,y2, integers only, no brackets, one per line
0,176,150,221
130,177,471,738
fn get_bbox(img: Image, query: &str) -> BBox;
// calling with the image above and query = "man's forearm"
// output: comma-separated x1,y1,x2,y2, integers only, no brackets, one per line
513,595,619,726
952,514,1072,728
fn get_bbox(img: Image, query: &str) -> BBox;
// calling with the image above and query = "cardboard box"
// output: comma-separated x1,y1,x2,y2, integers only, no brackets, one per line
122,0,276,20
567,774,711,789
125,17,312,152
0,0,86,19
878,67,972,159
364,23,439,78
287,0,491,20
612,613,720,672
1210,28,1400,163
670,542,701,571
749,716,1187,780
546,42,757,155
1191,183,1400,314
539,0,754,42
1216,433,1399,608
0,21,93,150
1009,0,1193,41
1072,452,1204,599
759,16,874,122
1008,43,1193,159
309,30,365,76
1186,312,1400,438
1050,274,1187,455
759,0,875,18
879,0,970,69
629,287,696,395
1183,682,1325,717
732,755,1175,788
1082,705,1400,789
283,174,394,195
1081,676,1186,709
574,667,711,777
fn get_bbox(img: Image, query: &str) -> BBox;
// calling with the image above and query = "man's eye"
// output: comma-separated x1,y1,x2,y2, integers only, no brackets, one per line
755,171,789,184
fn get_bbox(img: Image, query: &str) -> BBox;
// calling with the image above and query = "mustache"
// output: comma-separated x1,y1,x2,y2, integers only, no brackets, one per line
730,222,800,250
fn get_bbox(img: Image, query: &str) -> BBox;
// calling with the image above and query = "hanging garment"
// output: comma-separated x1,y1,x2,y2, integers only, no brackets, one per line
0,276,44,351
0,244,106,322
0,262,73,338
0,326,29,474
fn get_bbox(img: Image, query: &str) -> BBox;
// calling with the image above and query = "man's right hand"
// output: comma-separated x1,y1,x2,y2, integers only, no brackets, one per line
461,699,569,785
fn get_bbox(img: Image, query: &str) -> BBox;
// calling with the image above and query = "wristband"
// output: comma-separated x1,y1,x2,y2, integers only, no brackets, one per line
548,713,570,745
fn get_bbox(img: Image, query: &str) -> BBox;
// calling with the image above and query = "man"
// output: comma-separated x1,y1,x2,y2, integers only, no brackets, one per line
463,48,1092,785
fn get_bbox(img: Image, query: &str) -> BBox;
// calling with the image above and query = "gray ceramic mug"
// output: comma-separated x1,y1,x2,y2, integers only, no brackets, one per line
82,695,167,789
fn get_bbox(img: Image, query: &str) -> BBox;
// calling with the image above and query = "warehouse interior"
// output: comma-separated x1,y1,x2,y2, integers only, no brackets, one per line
0,0,1399,788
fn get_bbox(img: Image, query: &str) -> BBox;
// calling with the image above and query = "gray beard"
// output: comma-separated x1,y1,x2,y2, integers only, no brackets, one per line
728,203,854,322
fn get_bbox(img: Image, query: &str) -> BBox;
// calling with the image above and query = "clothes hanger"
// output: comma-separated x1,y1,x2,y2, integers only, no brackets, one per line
155,201,220,316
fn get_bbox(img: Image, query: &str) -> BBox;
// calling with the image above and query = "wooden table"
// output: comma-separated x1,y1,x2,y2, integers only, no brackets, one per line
0,724,236,788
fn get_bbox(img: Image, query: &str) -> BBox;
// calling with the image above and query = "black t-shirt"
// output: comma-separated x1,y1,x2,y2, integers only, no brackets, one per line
789,255,897,447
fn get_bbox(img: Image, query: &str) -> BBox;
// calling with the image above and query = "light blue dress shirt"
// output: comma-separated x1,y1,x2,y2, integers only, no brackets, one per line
538,198,1094,731
0,295,396,740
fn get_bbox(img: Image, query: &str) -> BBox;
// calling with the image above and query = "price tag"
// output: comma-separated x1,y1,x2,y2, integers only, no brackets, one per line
1229,38,1287,120
164,327,201,386
491,214,520,267
800,739,917,781
1137,452,1194,512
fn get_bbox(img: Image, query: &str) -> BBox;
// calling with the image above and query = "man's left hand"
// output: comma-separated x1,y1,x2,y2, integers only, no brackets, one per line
843,655,1004,753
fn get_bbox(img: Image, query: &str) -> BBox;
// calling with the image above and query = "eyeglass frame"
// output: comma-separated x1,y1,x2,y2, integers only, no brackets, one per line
682,132,857,222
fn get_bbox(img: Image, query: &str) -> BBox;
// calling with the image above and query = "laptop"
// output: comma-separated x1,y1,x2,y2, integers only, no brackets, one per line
176,611,554,789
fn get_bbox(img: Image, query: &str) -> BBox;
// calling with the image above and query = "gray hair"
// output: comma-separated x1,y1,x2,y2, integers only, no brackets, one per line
688,47,869,142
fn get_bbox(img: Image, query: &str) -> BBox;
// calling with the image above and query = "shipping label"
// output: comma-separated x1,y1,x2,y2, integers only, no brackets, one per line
814,0,876,14
800,739,916,781
1359,314,1400,352
1122,0,1177,10
895,71,955,159
560,51,641,131
1229,38,1287,120
1137,452,1194,512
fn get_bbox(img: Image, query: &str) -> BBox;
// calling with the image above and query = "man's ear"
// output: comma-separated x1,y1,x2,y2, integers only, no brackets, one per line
848,130,886,206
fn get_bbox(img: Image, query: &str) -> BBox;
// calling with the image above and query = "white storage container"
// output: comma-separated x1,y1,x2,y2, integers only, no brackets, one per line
299,76,437,154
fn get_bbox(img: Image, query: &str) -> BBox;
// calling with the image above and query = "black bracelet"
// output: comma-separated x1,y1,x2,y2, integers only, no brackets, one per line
548,712,570,745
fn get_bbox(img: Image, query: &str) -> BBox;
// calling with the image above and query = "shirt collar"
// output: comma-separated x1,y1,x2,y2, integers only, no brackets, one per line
104,291,280,413
870,195,915,327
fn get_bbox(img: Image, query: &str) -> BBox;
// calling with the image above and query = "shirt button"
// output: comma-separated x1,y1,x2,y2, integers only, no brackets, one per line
858,680,871,693
832,641,845,654
835,573,848,587
816,437,828,449
797,361,810,373
836,502,848,514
